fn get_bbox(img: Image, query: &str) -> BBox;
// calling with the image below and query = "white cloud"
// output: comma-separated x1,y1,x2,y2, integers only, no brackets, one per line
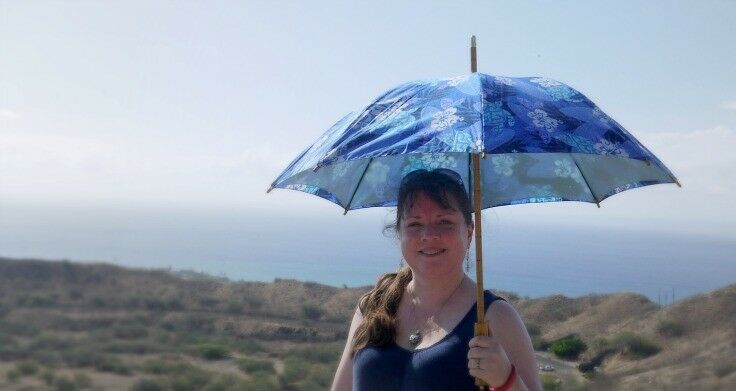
720,101,736,111
0,109,20,119
3,126,735,239
637,125,736,192
0,132,294,207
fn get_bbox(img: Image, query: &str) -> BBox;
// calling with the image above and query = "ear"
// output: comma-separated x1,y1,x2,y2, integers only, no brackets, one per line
466,221,474,242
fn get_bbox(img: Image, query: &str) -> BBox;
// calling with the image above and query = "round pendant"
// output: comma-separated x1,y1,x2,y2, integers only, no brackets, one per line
409,331,422,347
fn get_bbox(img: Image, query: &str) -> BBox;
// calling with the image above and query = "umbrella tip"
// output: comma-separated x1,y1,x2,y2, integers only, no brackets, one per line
343,208,349,215
676,180,682,188
471,35,476,47
596,202,601,208
266,186,273,194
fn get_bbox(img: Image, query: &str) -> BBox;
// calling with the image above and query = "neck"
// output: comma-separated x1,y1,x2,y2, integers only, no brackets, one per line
408,271,466,308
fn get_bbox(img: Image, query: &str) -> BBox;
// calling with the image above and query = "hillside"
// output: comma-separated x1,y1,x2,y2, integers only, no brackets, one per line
0,257,734,390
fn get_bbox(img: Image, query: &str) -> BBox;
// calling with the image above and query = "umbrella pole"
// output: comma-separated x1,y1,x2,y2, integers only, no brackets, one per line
472,153,487,332
470,35,490,390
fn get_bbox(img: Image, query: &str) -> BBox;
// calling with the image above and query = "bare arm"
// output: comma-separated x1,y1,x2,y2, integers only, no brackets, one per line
331,307,363,391
487,300,543,391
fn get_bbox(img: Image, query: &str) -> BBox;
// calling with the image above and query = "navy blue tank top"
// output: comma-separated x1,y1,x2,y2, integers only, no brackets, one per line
353,290,505,391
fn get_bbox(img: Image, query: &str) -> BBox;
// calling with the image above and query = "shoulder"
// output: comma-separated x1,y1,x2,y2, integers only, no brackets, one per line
484,293,524,333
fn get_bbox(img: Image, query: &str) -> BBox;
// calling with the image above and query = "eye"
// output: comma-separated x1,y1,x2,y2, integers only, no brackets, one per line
440,220,454,225
407,222,421,227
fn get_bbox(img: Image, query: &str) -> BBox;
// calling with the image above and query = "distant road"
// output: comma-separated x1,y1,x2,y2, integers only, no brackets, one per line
535,352,588,386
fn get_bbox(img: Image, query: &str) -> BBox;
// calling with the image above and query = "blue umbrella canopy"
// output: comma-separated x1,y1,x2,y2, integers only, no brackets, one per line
268,73,679,212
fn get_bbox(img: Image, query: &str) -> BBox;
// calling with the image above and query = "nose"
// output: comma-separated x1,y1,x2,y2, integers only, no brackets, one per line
420,224,441,240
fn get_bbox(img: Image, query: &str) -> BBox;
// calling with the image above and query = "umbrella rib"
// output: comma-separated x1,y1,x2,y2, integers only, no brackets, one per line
343,157,374,215
477,75,486,154
570,153,600,208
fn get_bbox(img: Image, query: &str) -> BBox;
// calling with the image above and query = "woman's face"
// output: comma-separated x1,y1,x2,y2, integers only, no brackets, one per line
399,191,473,282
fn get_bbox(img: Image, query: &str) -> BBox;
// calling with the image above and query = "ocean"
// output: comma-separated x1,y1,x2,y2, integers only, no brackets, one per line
1,202,735,302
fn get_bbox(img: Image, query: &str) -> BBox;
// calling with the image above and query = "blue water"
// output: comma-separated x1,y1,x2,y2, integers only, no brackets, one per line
1,202,735,302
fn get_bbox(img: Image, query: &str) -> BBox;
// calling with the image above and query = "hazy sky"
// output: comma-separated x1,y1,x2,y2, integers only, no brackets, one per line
2,1,735,241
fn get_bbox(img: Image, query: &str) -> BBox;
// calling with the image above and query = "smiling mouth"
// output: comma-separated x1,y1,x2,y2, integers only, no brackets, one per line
419,249,446,256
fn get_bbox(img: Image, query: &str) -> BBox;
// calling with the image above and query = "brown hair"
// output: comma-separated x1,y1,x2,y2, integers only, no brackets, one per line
350,169,472,356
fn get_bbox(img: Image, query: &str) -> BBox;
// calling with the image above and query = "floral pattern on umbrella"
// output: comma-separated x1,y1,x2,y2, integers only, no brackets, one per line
269,73,679,211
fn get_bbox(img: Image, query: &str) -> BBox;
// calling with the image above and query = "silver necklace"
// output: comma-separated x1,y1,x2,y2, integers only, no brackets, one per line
407,277,465,348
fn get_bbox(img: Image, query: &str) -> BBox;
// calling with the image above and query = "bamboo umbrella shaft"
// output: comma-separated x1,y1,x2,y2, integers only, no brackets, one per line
470,34,487,332
470,35,490,391
472,154,487,330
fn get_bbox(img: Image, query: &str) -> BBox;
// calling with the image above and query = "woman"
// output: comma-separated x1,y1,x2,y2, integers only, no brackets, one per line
331,169,542,391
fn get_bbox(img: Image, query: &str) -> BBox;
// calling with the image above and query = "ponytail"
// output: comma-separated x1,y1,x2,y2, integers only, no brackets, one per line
351,267,413,356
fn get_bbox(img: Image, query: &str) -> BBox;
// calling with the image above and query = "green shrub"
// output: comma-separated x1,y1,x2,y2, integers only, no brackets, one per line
30,349,58,366
41,369,56,385
101,340,163,355
656,319,685,337
30,334,76,351
237,358,275,374
287,343,342,364
131,378,165,391
234,339,264,354
17,293,58,307
540,373,562,390
68,289,84,300
6,369,20,383
90,296,108,308
301,303,323,320
549,335,587,360
92,355,132,375
300,364,333,390
713,362,735,378
525,323,541,337
532,336,550,351
203,374,245,391
243,295,263,310
0,335,20,360
164,315,215,333
140,360,201,379
61,347,103,368
241,372,279,391
168,367,213,391
54,375,79,391
113,324,149,339
141,359,171,375
226,301,244,314
15,360,39,376
6,321,42,336
280,356,310,384
141,296,183,311
611,332,660,359
590,337,611,352
190,343,230,360
196,296,220,308
74,372,92,388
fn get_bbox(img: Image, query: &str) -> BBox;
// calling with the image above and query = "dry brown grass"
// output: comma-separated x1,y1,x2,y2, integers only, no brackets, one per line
1,257,734,391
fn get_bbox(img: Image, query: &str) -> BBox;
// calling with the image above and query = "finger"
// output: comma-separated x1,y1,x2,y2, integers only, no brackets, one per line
468,367,484,378
467,347,490,359
466,358,484,371
468,336,494,348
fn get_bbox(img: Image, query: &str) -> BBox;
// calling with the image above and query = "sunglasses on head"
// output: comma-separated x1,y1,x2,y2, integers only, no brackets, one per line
400,168,464,187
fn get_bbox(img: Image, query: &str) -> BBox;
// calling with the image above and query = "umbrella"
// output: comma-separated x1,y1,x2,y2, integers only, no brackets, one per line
267,36,679,387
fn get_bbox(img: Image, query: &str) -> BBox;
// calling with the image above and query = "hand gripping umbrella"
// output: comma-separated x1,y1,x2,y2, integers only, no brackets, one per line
267,36,680,388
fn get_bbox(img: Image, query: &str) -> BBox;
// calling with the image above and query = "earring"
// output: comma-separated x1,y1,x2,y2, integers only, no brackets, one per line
465,248,471,272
